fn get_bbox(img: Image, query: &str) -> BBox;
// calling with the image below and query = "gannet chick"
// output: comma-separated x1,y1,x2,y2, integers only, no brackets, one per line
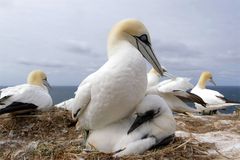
147,68,206,113
191,71,240,114
0,70,53,115
71,19,164,130
86,95,176,157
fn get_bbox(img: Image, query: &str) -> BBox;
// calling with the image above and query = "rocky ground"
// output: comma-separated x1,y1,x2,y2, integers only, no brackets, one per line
0,108,239,160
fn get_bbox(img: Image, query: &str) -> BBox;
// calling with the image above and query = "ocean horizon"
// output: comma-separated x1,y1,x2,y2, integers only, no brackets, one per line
1,86,239,113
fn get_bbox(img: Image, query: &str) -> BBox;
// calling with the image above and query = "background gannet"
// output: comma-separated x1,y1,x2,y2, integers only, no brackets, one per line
71,19,164,130
55,98,74,111
0,70,53,115
86,95,176,157
147,68,206,113
191,71,240,114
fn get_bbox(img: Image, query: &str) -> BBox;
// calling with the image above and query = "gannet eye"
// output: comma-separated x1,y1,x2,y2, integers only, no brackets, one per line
43,78,47,81
139,34,150,45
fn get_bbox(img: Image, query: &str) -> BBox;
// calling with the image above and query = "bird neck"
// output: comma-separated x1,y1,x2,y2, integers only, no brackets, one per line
197,76,207,89
147,73,160,88
28,81,42,86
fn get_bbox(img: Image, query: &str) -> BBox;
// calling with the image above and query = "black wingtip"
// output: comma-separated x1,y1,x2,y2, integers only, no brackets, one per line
0,102,38,115
0,95,12,104
174,90,207,108
216,96,240,104
187,91,207,107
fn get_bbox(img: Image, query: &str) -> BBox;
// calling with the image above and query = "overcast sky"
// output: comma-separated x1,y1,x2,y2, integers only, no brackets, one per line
0,0,239,86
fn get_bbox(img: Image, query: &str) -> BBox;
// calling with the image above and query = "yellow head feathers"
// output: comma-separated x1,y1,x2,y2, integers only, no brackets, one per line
107,19,163,75
198,71,215,89
27,70,48,86
107,19,151,56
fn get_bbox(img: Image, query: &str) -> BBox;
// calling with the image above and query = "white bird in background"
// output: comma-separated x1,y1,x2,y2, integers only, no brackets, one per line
0,70,53,115
191,71,240,114
86,95,176,157
55,98,74,111
147,68,206,113
71,19,164,130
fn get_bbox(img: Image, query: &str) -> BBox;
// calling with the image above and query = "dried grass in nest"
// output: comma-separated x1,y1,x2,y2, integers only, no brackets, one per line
176,114,240,134
0,108,77,141
0,108,236,159
74,136,216,160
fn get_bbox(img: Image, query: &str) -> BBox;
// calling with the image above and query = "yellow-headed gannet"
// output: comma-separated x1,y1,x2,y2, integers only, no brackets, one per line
71,19,164,130
86,95,176,157
147,68,206,113
0,70,53,115
191,71,240,114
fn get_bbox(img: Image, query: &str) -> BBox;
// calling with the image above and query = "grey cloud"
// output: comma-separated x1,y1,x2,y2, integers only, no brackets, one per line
153,40,203,59
216,50,240,63
65,40,91,53
18,59,69,68
63,40,101,57
153,40,209,72
0,0,239,86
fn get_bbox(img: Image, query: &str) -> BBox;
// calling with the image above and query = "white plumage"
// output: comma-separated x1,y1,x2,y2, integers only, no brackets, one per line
0,70,53,115
191,71,240,113
86,95,176,157
55,98,74,111
71,19,164,130
147,68,204,113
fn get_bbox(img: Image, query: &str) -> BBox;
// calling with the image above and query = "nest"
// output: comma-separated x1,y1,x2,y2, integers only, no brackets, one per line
0,108,238,159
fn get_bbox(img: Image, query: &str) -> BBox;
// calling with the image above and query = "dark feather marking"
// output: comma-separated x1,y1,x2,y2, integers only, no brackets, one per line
150,134,175,150
0,95,12,103
0,102,38,115
141,134,149,140
174,90,207,107
127,109,156,134
73,108,81,118
216,96,240,104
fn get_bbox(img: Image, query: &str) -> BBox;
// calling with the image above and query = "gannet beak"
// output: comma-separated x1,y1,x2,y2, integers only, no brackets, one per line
134,37,164,76
209,78,216,86
127,109,160,134
43,79,52,90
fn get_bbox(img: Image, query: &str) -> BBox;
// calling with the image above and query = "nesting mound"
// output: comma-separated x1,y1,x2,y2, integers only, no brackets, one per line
176,114,240,134
0,108,239,159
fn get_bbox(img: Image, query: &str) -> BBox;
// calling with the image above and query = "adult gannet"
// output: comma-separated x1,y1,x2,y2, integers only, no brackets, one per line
191,71,240,114
86,95,176,157
147,68,206,113
0,70,53,115
71,19,164,130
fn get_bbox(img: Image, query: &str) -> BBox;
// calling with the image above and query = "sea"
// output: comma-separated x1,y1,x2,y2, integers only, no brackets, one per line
0,86,240,113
